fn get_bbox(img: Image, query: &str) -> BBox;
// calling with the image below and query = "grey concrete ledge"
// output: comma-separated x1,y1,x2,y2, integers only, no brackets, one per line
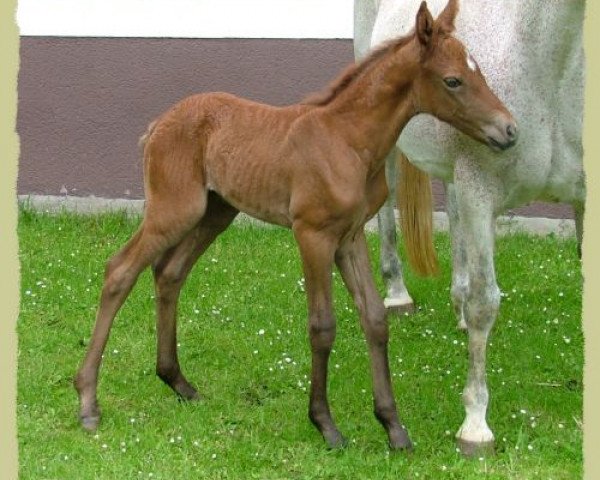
19,195,146,216
18,194,575,238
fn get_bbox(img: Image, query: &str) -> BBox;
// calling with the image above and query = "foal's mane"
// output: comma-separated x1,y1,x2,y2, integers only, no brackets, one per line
301,33,415,107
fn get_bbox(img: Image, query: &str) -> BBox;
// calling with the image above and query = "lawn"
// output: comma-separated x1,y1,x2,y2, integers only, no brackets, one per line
17,208,583,479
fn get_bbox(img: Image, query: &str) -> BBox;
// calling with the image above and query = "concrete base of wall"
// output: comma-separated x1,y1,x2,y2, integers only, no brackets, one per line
18,194,576,238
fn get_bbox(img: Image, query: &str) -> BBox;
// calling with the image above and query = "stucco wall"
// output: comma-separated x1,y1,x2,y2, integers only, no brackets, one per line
17,35,574,219
16,0,576,219
17,37,353,199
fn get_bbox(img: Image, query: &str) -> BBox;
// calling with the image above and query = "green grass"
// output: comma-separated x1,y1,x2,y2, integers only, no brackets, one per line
17,208,583,479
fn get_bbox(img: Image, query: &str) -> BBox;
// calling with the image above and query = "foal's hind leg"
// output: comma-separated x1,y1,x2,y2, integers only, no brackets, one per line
74,195,207,431
153,193,238,400
335,231,412,450
378,149,415,315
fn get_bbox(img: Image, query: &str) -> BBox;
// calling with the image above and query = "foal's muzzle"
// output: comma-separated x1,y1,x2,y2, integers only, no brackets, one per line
485,120,519,152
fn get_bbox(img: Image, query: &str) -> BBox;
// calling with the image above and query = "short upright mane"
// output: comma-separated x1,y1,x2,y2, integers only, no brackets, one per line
301,33,415,107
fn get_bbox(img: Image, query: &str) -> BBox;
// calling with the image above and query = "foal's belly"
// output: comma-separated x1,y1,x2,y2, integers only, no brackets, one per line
204,152,293,228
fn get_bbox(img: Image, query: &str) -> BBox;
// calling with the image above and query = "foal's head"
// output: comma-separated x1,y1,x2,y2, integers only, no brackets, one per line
411,0,518,151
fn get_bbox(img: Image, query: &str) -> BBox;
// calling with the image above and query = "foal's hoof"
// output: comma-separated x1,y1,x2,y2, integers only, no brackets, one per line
175,385,201,402
384,298,416,316
323,431,348,450
457,438,495,457
165,375,201,401
388,430,413,452
80,414,101,432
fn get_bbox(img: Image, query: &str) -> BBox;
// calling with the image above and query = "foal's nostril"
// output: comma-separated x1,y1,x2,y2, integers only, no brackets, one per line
506,124,517,139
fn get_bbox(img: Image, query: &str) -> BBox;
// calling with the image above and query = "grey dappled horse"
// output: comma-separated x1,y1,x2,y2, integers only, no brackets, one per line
355,0,585,454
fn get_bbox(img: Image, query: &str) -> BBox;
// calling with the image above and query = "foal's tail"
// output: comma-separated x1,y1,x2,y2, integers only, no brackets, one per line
139,120,159,150
396,152,439,277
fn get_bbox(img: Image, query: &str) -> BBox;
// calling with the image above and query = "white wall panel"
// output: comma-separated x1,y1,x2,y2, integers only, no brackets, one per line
17,0,353,38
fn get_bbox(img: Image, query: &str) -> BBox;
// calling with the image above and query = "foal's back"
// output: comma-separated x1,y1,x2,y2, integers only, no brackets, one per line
143,92,352,227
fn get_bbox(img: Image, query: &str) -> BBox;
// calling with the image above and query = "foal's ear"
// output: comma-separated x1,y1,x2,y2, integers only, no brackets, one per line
415,1,434,48
436,0,459,35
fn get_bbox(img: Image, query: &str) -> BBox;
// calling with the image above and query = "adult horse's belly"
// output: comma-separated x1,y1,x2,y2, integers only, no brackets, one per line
400,112,555,208
398,114,456,182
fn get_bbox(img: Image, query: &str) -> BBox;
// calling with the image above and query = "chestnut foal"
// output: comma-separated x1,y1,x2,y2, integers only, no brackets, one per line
75,0,517,450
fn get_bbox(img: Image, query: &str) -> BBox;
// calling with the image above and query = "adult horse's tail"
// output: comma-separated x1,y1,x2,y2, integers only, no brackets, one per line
396,152,439,277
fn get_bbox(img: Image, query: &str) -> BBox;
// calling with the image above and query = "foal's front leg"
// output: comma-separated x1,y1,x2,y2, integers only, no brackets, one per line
293,224,346,448
335,231,412,450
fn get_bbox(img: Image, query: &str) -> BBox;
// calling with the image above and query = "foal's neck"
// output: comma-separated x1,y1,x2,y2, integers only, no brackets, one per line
324,39,420,172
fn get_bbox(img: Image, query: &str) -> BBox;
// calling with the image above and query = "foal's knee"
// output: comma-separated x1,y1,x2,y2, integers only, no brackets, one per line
308,311,336,353
153,262,186,296
363,302,388,346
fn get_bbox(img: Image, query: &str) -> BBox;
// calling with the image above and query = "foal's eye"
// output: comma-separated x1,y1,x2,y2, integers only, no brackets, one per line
444,77,462,89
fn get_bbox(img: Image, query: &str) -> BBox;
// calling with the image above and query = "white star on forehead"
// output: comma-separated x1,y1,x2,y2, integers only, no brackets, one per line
465,48,478,72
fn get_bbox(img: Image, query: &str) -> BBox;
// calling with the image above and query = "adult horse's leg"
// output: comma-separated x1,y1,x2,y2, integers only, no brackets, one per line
335,231,412,450
293,223,345,448
446,182,468,330
378,149,415,314
152,193,239,400
454,162,501,456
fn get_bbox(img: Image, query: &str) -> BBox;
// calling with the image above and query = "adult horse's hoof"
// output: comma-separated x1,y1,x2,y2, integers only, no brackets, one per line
80,414,101,432
384,298,415,316
457,438,495,457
